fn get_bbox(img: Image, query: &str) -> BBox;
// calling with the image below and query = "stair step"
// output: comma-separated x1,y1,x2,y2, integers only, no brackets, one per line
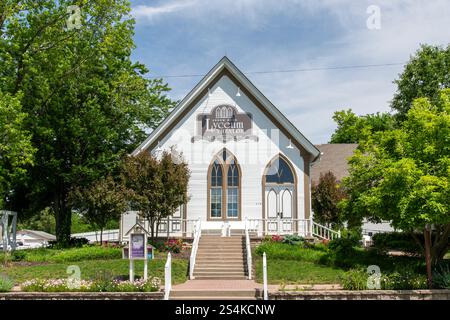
195,267,244,272
193,276,247,280
194,272,246,277
170,290,256,297
171,296,256,300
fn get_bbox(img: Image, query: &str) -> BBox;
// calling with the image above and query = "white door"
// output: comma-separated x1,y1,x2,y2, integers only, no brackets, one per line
265,186,293,219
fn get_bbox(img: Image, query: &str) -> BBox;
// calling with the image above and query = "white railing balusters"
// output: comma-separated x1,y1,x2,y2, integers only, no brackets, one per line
245,218,252,280
189,218,201,280
164,252,172,300
245,218,341,240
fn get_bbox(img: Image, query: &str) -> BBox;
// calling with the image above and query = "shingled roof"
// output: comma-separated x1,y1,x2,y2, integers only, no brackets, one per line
311,144,358,184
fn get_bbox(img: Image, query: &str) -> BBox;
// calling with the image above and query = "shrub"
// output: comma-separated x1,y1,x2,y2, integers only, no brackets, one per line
340,268,428,290
0,274,14,292
371,232,422,255
164,239,183,253
48,237,89,249
328,236,359,257
432,263,450,289
11,250,26,261
282,235,304,245
271,235,283,242
49,246,121,262
340,269,368,290
381,271,427,290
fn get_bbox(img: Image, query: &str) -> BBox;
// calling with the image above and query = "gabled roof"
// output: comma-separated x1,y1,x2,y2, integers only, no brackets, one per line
132,56,320,159
311,144,358,183
17,229,56,240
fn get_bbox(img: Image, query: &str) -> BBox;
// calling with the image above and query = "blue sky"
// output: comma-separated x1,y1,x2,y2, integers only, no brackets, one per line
129,0,450,143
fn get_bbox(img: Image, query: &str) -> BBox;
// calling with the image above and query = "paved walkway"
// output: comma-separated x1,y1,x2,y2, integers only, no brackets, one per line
172,280,261,291
172,280,341,292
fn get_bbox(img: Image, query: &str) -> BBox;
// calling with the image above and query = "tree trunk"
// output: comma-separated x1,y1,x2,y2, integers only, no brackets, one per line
54,192,72,246
424,226,432,288
100,228,103,245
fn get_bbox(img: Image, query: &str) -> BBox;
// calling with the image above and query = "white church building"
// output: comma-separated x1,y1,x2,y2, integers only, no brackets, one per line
120,57,338,240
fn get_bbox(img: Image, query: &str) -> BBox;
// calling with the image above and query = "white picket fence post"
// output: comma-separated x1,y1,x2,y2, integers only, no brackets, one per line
263,252,268,300
164,252,172,300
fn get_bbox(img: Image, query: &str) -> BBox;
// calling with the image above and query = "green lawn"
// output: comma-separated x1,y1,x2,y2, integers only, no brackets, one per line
253,241,427,285
254,256,344,284
1,258,188,285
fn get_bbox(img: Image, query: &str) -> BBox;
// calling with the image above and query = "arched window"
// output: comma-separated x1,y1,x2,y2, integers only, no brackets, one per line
265,157,294,184
227,159,239,218
263,154,297,221
210,160,223,218
208,149,241,220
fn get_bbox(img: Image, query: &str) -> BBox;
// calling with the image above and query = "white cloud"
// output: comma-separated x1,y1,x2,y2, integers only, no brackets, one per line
132,0,450,143
132,1,196,21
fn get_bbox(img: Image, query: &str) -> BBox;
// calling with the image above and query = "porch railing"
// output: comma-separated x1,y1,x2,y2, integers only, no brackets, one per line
246,218,341,240
189,218,202,280
312,222,341,240
246,218,312,237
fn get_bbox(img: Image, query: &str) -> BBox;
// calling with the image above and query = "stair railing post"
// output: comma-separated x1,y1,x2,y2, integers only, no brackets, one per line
263,252,268,300
164,252,172,300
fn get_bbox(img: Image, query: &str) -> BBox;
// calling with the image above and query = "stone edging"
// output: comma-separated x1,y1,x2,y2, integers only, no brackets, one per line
0,291,164,300
270,289,450,300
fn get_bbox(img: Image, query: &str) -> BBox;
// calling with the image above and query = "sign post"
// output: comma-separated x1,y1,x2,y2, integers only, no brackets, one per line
125,222,150,282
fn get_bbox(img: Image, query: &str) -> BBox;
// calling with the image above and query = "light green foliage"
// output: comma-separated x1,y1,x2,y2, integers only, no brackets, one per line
330,109,395,144
392,44,450,120
1,246,121,263
341,90,450,263
0,274,14,292
0,92,35,206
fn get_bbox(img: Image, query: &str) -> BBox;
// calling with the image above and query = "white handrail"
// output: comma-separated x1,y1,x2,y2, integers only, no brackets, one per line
312,221,340,240
189,218,202,279
164,252,172,300
245,218,252,280
263,252,268,300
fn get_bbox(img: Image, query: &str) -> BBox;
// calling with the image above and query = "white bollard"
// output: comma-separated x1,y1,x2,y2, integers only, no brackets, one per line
263,252,268,300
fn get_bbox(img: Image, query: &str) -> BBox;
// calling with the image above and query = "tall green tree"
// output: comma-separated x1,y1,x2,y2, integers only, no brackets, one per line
1,1,174,244
311,171,346,228
69,175,127,243
340,90,450,274
330,109,395,144
392,44,450,121
0,92,35,207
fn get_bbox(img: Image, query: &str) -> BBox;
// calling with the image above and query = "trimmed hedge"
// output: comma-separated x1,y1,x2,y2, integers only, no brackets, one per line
2,246,122,263
371,232,422,255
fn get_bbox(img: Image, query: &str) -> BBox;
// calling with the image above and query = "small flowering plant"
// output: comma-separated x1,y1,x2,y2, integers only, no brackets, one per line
271,235,284,242
21,277,161,292
164,239,183,253
21,279,93,292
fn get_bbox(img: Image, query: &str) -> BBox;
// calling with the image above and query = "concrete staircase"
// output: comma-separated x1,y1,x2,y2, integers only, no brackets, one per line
170,287,259,300
193,235,247,280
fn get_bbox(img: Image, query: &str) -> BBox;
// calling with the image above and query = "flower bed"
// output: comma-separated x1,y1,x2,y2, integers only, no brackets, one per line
21,277,161,292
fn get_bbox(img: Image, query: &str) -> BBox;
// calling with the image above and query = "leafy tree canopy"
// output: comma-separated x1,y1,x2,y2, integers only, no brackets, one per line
311,171,346,228
0,92,35,207
330,109,395,144
0,0,175,244
340,90,450,264
392,44,450,121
